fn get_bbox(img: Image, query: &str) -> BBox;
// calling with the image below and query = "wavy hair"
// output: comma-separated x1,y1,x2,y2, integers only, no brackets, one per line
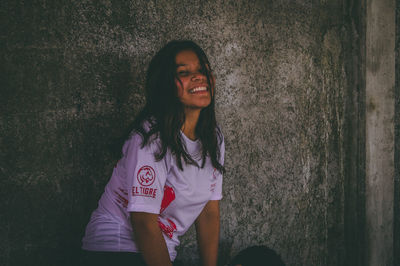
130,40,224,173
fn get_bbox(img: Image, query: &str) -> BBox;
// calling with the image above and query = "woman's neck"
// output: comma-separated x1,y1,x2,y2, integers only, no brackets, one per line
181,109,201,141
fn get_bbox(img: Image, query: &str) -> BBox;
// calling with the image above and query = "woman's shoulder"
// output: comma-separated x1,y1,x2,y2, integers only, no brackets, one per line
215,125,224,145
129,117,157,138
142,117,156,132
132,118,161,145
122,125,161,155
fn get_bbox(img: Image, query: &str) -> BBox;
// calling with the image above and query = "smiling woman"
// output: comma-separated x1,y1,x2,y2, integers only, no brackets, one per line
81,40,225,266
175,50,213,112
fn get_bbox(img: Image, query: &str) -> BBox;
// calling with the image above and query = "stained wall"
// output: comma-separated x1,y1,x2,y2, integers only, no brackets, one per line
365,0,395,265
1,1,358,265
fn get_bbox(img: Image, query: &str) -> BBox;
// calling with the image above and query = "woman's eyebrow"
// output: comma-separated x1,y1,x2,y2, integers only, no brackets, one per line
176,62,201,67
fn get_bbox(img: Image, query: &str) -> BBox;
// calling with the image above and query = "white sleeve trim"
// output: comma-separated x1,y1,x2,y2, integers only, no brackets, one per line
127,204,160,215
210,195,223,201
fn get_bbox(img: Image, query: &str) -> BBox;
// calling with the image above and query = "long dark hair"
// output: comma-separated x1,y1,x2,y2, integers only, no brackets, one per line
130,40,224,173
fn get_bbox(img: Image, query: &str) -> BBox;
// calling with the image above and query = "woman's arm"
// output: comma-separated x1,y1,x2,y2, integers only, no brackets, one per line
130,212,173,266
195,200,220,266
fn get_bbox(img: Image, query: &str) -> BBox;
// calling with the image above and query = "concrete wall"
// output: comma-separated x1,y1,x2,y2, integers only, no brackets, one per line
1,0,394,265
395,1,400,265
365,0,395,265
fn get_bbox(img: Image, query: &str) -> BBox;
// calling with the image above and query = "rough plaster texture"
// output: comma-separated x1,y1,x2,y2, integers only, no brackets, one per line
1,1,359,265
365,0,395,265
395,1,400,265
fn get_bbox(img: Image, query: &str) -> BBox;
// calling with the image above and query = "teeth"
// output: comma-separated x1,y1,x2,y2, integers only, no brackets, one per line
190,87,207,93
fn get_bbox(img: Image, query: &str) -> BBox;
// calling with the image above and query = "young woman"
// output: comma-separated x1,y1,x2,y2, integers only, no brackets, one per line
82,40,225,266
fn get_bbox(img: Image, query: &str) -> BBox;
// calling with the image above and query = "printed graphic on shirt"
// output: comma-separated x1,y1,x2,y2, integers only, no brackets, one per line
158,217,177,239
210,168,218,192
137,165,156,186
160,185,175,213
157,185,177,238
132,165,158,198
132,186,158,198
114,188,129,208
210,183,217,193
213,168,217,179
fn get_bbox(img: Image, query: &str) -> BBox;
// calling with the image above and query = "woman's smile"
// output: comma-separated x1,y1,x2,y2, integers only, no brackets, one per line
189,86,208,94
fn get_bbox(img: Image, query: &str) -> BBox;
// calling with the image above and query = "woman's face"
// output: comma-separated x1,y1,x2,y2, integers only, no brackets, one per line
175,50,213,113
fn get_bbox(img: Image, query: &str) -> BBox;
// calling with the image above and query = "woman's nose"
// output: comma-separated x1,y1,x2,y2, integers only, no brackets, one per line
191,71,206,81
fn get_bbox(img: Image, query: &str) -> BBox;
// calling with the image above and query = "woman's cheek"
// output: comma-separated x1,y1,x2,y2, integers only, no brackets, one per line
175,80,185,97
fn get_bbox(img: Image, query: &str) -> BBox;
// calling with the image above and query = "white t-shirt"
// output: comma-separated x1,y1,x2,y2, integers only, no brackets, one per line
82,127,224,261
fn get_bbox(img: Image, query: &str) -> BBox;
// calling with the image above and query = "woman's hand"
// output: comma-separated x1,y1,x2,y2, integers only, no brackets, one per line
195,200,220,266
130,212,173,266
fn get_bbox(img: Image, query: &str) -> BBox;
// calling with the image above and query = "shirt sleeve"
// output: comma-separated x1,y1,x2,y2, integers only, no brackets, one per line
210,134,225,201
123,133,169,214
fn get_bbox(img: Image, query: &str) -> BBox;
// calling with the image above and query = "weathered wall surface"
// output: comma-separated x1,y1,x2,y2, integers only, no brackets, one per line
1,1,355,265
395,1,400,265
365,0,395,265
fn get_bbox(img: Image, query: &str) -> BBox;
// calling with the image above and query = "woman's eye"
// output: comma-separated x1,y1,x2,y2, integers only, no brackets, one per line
178,71,189,77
